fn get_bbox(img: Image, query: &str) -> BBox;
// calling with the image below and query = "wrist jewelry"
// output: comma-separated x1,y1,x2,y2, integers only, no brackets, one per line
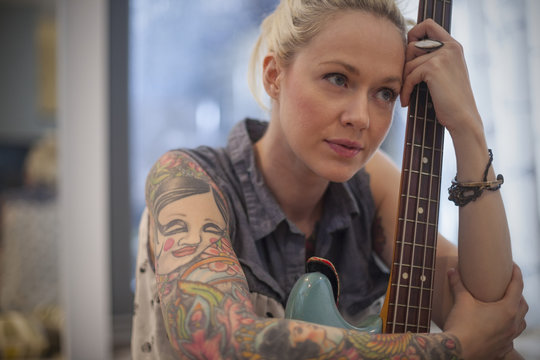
448,149,504,207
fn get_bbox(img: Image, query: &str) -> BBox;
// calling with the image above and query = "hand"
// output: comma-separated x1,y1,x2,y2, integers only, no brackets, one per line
443,264,528,360
401,19,483,139
502,349,525,360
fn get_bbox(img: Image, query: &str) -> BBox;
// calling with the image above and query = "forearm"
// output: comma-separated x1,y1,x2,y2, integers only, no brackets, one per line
451,123,513,301
161,276,462,359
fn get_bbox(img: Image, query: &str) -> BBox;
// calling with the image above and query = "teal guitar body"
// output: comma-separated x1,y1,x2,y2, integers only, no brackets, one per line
284,271,381,333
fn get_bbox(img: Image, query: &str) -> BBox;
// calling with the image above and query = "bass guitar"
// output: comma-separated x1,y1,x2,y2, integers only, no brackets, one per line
285,0,453,334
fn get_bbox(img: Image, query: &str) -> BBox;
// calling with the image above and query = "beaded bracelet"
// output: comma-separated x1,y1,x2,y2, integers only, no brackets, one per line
448,149,504,207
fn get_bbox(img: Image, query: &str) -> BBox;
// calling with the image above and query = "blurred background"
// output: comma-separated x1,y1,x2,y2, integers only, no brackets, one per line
0,0,538,358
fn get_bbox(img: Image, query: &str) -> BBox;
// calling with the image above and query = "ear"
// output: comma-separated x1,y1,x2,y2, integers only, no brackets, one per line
262,53,282,100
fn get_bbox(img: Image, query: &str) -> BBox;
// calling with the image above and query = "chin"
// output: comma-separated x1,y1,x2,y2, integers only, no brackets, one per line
317,166,360,183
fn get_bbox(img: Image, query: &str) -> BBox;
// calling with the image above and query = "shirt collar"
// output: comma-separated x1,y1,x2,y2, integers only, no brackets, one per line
227,119,289,240
226,118,361,240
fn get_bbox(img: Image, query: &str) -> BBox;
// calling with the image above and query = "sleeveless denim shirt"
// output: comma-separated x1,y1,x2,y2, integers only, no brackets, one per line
131,119,389,359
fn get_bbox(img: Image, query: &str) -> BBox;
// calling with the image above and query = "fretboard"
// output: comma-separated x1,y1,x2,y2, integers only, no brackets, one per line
382,0,453,334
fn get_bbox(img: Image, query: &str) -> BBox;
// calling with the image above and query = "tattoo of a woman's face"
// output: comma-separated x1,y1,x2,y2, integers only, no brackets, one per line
155,191,226,275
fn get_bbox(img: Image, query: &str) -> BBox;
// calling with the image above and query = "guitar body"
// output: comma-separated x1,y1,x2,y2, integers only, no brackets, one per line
285,272,382,333
285,0,453,334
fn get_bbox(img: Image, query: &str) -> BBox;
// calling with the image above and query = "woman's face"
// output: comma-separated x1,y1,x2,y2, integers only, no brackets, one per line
155,191,226,275
269,11,405,182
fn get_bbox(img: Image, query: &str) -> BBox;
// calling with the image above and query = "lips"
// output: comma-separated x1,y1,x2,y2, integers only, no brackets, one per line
325,139,363,158
172,245,197,258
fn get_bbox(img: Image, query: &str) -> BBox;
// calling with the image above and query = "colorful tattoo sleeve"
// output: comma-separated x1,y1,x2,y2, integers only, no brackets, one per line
145,150,463,359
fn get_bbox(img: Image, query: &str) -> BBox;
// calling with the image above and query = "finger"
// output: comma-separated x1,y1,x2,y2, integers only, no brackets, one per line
503,264,525,304
500,343,516,360
400,64,430,107
406,40,441,62
519,296,529,317
447,268,470,302
403,50,434,79
517,318,527,337
408,18,453,43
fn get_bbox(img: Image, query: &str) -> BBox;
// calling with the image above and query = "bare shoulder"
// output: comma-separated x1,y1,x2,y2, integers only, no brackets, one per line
145,149,242,290
146,150,218,204
364,150,401,207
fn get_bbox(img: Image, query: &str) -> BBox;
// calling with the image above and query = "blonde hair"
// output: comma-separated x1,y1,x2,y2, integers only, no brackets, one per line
248,0,407,109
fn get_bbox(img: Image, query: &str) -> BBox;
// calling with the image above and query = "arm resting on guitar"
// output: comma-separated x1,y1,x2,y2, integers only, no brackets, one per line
404,20,514,302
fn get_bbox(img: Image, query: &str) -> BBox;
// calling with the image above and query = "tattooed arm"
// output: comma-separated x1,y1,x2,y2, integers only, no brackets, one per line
145,149,521,359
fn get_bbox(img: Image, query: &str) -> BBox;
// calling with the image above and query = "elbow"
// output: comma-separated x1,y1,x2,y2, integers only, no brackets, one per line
461,263,513,302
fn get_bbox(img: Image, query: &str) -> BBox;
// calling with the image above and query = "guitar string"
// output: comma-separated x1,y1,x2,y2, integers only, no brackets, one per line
421,0,449,332
422,0,451,332
427,0,451,327
413,0,439,333
411,0,449,333
391,0,425,331
401,0,430,333
410,0,450,332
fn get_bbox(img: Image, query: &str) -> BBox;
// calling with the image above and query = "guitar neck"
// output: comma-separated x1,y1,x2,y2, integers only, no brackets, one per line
382,0,452,334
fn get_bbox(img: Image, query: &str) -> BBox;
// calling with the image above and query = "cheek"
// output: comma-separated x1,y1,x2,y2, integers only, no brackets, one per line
163,237,174,252
282,78,325,128
369,108,393,137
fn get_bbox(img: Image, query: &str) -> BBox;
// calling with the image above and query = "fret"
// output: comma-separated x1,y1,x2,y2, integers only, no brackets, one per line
392,246,436,259
405,120,444,149
392,283,432,290
400,194,440,203
392,284,434,293
390,266,434,277
392,283,433,307
403,165,441,172
403,148,443,164
401,199,439,224
389,303,432,311
405,139,443,152
392,244,436,253
398,218,438,228
393,247,436,269
390,269,435,281
401,182,441,197
392,243,437,253
388,323,431,332
404,146,441,158
404,143,442,151
386,309,432,331
407,114,437,122
393,290,433,300
403,168,441,177
391,262,435,273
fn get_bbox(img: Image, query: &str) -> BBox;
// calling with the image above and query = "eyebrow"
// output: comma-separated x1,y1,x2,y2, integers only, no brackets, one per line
320,60,359,75
319,60,402,86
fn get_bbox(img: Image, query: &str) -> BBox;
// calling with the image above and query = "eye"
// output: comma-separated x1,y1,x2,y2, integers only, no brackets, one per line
202,222,224,235
324,73,348,88
376,88,398,103
161,219,188,236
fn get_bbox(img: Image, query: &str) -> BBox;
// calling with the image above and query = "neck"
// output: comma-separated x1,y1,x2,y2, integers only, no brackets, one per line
254,122,328,237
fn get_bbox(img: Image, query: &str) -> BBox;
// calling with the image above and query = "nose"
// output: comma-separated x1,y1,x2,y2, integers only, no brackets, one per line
178,231,201,246
340,93,370,130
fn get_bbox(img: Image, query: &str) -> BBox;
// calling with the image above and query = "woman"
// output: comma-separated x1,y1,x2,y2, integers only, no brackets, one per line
132,0,528,358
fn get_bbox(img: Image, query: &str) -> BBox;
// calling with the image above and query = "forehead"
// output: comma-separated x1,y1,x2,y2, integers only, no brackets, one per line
157,192,220,221
291,11,405,78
